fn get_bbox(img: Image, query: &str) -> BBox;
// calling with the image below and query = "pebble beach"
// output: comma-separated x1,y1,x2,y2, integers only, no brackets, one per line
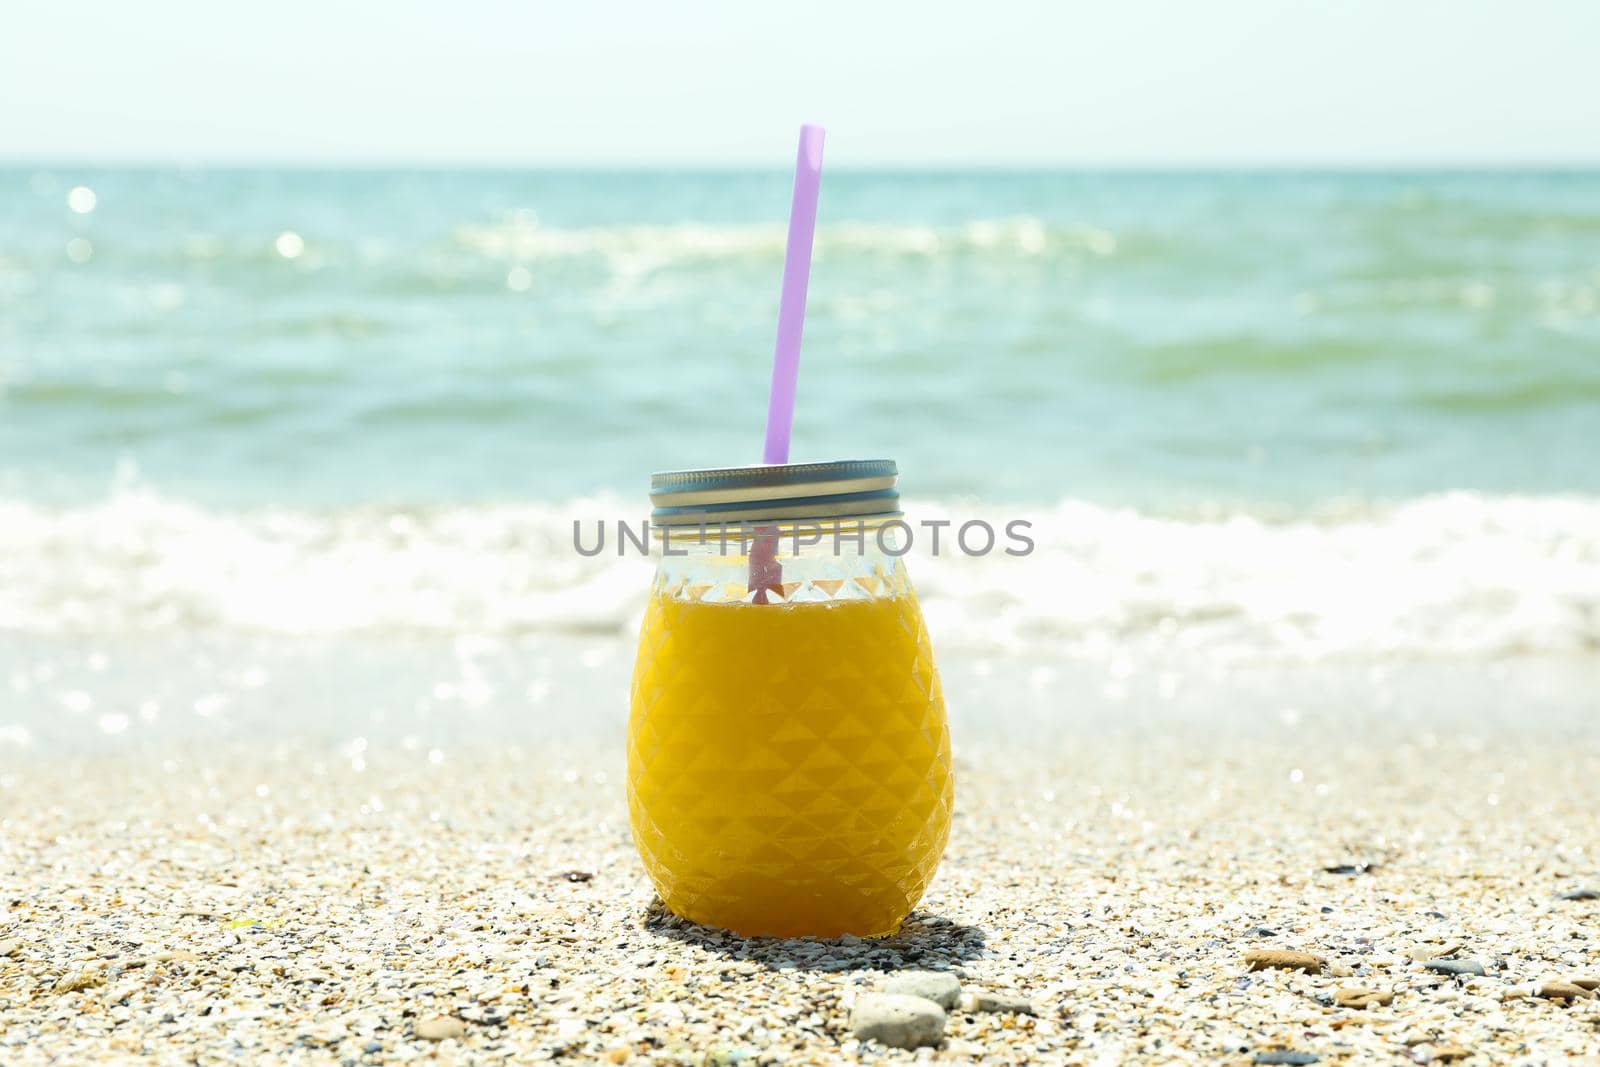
6,680,1599,1066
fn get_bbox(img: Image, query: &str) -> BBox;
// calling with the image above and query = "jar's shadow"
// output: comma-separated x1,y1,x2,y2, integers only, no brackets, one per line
641,900,986,972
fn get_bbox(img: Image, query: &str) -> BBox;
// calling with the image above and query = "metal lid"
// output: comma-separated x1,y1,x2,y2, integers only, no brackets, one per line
650,459,900,526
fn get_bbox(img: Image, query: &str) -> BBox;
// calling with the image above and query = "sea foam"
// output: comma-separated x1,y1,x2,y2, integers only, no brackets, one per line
1,489,1595,663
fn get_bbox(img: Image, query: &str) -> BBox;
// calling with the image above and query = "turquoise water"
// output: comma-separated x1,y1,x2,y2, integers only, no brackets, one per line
4,168,1598,509
2,168,1598,661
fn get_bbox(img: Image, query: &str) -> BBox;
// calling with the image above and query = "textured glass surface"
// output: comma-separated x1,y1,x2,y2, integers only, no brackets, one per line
627,555,952,938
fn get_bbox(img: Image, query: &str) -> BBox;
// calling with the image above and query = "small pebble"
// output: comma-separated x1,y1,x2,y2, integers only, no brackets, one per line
882,969,961,1010
851,993,947,1050
1558,887,1599,900
0,938,20,957
1322,862,1376,875
959,990,1037,1015
1332,987,1394,1010
303,1023,346,1046
1409,941,1464,961
1254,1052,1319,1065
414,1015,466,1041
52,970,104,994
363,1041,381,1054
1424,958,1485,977
1537,981,1596,1003
1244,950,1326,974
104,980,141,1003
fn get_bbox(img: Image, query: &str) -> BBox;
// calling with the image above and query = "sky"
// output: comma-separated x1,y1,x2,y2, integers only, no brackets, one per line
3,0,1598,166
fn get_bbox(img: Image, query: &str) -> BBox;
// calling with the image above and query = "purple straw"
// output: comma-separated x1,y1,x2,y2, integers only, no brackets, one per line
761,124,826,465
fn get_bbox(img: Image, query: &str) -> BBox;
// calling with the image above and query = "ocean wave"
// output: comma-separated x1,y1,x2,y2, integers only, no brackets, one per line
1,489,1596,663
912,495,1600,662
452,216,1116,268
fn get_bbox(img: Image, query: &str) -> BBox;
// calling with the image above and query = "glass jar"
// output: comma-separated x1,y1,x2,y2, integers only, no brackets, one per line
627,459,953,938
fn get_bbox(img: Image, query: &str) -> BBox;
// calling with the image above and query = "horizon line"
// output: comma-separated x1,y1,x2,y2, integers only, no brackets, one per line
5,157,1600,173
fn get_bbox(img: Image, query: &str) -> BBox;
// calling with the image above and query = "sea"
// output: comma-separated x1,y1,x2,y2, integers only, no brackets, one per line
2,167,1598,751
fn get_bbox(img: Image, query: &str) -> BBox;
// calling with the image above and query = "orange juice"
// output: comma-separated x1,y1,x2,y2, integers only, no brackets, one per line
627,590,953,937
